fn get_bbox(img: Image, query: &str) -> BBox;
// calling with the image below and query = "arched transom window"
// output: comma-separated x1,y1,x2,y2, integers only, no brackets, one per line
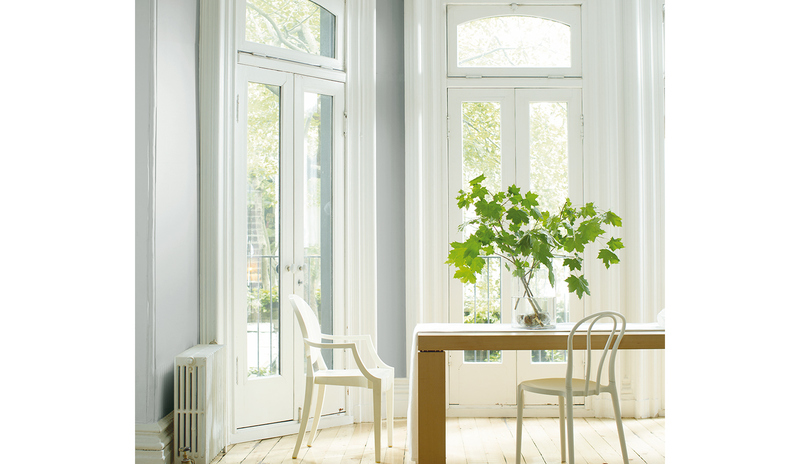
448,5,581,77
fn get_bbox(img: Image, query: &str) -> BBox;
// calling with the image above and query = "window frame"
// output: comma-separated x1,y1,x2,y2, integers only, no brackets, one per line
237,0,346,70
446,4,582,78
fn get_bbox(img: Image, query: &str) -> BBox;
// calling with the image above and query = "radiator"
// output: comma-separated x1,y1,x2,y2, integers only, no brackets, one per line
174,344,225,464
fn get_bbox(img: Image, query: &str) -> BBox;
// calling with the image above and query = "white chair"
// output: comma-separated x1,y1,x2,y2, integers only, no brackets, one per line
516,311,629,464
289,294,394,463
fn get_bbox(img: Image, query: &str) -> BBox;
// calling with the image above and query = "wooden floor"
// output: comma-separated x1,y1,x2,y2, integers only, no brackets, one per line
211,416,664,464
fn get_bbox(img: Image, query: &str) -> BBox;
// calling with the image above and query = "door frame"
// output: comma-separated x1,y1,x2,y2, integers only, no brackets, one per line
446,87,587,413
233,65,297,429
198,0,380,446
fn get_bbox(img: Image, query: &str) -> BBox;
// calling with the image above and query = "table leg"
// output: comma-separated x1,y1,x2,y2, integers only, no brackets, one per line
418,350,446,463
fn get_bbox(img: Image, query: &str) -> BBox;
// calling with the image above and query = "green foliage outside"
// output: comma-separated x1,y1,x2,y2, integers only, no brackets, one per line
246,0,333,57
446,174,625,326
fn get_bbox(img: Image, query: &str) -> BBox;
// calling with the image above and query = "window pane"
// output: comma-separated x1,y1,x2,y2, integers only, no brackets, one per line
529,101,568,214
457,16,570,68
461,101,502,364
246,0,336,59
246,82,282,378
303,92,335,368
529,100,570,363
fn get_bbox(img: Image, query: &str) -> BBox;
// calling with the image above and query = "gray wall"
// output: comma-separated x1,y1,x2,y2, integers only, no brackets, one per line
376,0,407,378
135,0,200,424
136,0,406,425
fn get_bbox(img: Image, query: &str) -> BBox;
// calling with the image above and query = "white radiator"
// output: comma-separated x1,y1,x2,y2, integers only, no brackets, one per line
174,344,225,464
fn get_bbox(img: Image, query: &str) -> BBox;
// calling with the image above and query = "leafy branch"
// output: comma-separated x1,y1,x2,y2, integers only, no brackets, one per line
446,175,624,324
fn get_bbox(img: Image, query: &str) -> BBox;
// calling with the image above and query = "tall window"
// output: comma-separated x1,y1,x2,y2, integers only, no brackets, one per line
234,0,346,431
446,4,585,408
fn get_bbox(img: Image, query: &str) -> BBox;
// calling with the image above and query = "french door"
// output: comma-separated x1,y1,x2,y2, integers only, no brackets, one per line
447,87,585,409
234,65,345,429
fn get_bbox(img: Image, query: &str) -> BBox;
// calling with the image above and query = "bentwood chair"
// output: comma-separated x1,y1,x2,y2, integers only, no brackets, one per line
516,311,629,464
289,295,394,463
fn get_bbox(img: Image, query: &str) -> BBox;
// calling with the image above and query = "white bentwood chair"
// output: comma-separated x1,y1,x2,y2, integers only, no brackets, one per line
289,294,394,463
516,311,629,464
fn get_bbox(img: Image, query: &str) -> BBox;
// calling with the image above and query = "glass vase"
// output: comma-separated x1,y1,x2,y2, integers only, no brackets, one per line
512,296,555,329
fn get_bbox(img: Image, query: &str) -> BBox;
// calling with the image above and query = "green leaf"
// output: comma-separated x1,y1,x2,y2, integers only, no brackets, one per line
474,199,503,220
606,237,624,251
603,211,623,227
576,219,605,247
580,202,597,217
454,266,478,283
563,257,583,271
468,174,486,186
524,191,539,207
475,225,495,244
566,275,591,299
506,207,528,226
598,249,620,269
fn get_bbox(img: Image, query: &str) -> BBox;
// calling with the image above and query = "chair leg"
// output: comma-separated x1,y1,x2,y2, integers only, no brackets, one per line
373,380,382,463
515,385,524,464
558,396,566,463
293,379,315,459
610,389,630,464
565,391,574,464
386,384,394,448
306,384,326,447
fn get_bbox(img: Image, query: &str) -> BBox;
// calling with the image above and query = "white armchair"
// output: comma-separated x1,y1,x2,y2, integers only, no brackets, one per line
289,294,394,463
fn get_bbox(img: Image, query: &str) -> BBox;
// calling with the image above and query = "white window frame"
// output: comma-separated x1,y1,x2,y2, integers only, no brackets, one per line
447,4,582,78
237,0,346,70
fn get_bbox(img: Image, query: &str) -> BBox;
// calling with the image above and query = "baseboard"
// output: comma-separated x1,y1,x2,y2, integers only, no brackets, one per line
135,412,174,464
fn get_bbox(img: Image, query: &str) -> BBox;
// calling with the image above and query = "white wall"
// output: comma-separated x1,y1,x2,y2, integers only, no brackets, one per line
135,0,200,425
376,0,407,378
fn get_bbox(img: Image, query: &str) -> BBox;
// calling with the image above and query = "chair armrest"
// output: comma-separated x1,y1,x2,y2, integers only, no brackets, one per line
304,340,358,350
319,333,392,369
321,334,371,341
303,339,382,383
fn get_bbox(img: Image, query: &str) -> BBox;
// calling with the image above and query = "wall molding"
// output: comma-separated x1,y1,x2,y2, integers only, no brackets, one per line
144,0,158,425
343,0,379,423
135,412,174,464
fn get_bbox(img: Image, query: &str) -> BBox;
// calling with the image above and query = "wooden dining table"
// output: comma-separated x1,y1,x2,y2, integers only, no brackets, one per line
409,322,665,463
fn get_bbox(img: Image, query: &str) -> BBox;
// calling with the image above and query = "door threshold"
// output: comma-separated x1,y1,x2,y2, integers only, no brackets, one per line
230,413,353,444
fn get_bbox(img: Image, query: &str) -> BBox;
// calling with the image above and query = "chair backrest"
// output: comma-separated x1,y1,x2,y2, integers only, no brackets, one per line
289,294,324,367
566,311,626,396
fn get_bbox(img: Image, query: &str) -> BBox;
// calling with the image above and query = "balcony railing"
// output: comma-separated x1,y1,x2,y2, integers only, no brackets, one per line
245,254,323,377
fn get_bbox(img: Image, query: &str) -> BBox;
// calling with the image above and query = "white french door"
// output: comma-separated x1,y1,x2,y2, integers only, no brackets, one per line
447,87,585,409
234,65,345,429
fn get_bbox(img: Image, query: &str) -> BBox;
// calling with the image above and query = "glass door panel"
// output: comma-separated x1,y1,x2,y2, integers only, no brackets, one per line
246,82,282,379
460,100,503,364
293,75,345,418
447,88,584,410
301,91,334,367
515,89,584,404
447,89,516,406
235,67,296,428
